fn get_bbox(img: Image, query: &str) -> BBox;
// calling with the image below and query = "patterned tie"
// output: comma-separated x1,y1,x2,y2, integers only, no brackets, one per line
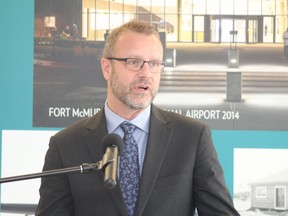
119,121,140,216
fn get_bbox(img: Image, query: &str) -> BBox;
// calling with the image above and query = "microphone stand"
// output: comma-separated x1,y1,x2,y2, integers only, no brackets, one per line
0,151,114,184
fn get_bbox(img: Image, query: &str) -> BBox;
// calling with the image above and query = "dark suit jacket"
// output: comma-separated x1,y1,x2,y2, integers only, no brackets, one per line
36,104,239,216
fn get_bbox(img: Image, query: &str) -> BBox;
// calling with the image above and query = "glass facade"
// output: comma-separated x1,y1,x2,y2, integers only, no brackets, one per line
81,0,288,43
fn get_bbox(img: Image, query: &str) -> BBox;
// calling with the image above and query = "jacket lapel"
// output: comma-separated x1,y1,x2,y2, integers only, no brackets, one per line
135,105,173,216
84,109,128,216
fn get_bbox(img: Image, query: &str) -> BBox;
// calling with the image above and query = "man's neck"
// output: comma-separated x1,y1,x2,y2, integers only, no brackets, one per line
107,101,146,120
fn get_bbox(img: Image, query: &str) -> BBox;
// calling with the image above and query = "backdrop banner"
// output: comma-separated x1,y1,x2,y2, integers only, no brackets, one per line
1,1,288,216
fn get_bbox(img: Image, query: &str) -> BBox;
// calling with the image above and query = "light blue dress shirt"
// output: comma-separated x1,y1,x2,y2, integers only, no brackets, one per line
104,102,150,175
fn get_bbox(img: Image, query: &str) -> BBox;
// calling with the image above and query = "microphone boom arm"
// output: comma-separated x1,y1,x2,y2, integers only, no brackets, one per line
0,151,115,184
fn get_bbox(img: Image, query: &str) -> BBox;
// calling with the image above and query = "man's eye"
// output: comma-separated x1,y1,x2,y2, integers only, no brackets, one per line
128,59,141,66
150,61,161,67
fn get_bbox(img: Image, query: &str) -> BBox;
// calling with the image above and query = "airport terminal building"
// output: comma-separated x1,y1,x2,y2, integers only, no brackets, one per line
35,0,288,44
81,0,288,43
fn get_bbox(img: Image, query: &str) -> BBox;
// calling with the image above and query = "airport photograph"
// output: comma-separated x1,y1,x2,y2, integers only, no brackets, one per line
33,0,288,130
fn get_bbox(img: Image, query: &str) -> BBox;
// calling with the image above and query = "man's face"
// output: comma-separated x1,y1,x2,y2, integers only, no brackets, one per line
103,31,163,111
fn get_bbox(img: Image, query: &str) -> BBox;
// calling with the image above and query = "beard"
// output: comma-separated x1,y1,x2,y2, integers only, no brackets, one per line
110,69,158,110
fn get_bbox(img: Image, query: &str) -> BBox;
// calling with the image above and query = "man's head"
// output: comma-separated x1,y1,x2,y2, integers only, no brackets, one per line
100,19,164,119
102,19,162,58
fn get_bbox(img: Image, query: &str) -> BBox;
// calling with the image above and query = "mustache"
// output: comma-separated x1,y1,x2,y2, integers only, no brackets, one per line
132,79,152,87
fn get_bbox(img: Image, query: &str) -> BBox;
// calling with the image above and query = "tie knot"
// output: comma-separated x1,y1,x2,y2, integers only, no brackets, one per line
120,121,136,135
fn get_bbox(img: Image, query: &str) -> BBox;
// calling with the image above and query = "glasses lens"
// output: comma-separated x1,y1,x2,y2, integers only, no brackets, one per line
149,61,164,72
126,59,144,71
125,58,164,72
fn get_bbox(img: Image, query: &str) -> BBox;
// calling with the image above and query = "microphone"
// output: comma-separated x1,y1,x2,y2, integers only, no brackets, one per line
101,133,124,189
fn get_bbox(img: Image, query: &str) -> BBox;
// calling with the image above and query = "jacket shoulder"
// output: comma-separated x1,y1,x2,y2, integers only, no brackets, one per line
53,109,105,141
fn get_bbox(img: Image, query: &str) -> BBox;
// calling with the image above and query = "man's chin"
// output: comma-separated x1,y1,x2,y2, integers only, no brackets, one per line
124,93,155,110
127,99,152,110
129,103,150,110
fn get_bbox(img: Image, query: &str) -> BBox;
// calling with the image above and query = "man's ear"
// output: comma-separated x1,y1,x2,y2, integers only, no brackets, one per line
100,58,112,80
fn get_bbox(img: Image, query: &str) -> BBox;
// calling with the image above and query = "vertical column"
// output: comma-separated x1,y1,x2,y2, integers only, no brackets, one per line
226,71,242,102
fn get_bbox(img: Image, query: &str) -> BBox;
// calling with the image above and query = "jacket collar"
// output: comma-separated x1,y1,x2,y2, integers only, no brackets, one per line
135,104,173,216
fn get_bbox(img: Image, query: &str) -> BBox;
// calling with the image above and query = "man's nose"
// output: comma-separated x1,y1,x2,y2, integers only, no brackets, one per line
139,62,152,76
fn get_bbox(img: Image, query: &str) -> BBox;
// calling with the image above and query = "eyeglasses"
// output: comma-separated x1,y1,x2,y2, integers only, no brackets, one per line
107,57,165,73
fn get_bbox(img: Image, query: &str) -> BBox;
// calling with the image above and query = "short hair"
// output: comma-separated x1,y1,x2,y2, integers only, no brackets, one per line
102,19,161,58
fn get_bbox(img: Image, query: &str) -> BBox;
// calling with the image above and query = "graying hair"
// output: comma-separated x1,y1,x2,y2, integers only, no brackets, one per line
102,19,161,58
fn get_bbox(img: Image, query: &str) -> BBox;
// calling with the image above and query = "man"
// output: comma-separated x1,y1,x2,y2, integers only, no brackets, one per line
61,25,71,39
283,28,288,59
104,29,110,41
36,19,239,216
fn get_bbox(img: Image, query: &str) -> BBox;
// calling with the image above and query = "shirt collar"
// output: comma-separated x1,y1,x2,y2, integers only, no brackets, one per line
104,101,150,134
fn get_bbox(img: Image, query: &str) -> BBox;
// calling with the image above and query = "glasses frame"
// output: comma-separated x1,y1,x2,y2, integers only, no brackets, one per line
106,57,165,73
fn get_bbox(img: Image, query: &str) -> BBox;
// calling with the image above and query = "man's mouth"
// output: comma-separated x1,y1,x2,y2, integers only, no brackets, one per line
138,85,149,91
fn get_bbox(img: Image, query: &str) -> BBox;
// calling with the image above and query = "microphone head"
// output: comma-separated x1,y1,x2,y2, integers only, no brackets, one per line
101,133,124,155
